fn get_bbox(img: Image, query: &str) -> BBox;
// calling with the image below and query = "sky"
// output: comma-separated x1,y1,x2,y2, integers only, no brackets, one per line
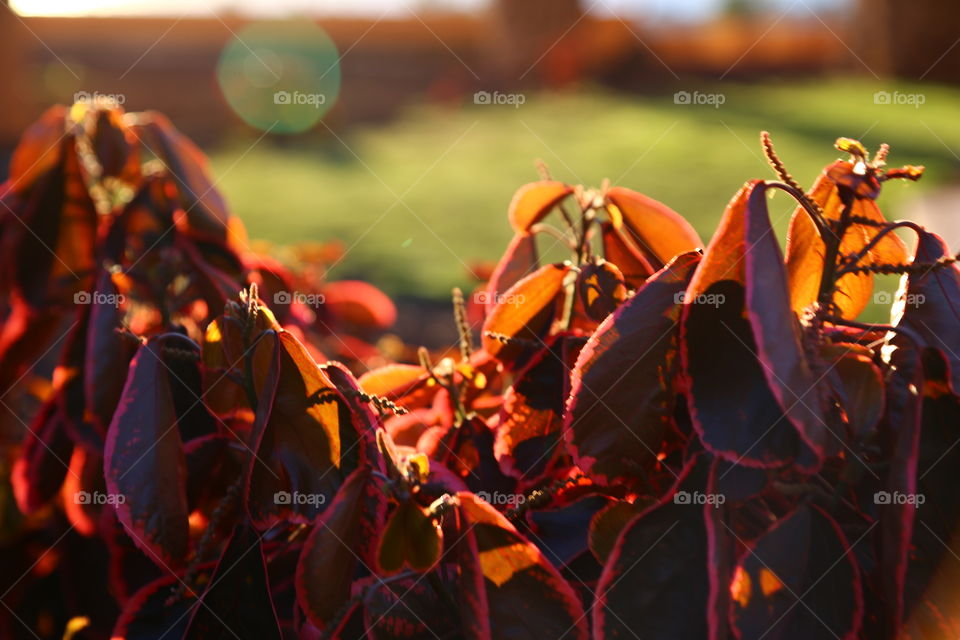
11,0,845,20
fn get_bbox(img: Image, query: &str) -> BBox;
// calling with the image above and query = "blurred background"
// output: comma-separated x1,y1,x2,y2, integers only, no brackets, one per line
1,0,959,325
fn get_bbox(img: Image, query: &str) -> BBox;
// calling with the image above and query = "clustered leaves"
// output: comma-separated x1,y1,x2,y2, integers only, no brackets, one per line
2,102,959,640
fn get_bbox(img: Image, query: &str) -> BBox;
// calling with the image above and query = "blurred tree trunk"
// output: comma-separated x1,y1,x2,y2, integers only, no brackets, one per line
857,0,960,81
485,0,585,86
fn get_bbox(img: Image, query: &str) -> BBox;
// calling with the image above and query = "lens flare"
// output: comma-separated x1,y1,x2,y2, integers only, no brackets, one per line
217,20,341,134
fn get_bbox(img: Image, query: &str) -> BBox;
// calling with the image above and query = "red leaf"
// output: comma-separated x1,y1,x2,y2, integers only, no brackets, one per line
594,457,709,639
184,524,283,640
6,105,67,193
742,182,829,461
730,505,863,640
566,251,699,489
495,337,569,482
246,330,343,527
11,398,73,514
85,269,137,437
131,111,237,243
508,181,573,233
296,467,388,631
894,230,960,395
111,574,195,640
104,334,192,567
876,339,922,636
322,279,397,330
456,492,589,640
681,182,819,469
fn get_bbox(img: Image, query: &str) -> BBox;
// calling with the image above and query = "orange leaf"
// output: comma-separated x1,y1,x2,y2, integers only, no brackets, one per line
785,162,908,319
481,263,570,361
606,186,702,268
508,181,573,233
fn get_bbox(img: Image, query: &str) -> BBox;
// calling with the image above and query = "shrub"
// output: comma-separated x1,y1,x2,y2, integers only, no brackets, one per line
1,103,958,640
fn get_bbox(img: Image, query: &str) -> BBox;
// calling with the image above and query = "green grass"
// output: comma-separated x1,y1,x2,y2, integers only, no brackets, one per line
208,77,960,320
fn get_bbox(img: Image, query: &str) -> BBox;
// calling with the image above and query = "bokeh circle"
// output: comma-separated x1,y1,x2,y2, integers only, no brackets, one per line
217,20,341,134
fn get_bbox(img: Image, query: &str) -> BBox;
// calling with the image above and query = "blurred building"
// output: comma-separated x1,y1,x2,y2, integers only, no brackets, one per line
1,0,952,148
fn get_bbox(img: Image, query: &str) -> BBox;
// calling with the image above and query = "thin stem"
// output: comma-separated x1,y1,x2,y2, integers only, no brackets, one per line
764,181,833,242
530,223,577,250
816,200,854,309
822,315,925,350
835,220,924,278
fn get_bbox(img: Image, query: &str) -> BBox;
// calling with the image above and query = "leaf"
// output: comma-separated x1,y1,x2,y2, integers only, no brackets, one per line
742,182,829,460
85,268,137,436
4,134,98,309
322,279,397,330
876,338,923,636
424,416,515,496
575,259,627,323
111,574,193,640
495,337,568,481
823,344,884,439
606,186,702,268
600,221,654,289
11,398,73,514
85,106,140,182
588,500,645,565
104,334,191,567
246,330,344,527
893,230,960,395
376,498,443,574
296,467,388,631
358,364,432,409
486,232,540,310
566,251,699,489
508,181,573,233
784,161,908,319
322,360,383,473
527,494,612,567
360,575,460,640
594,457,710,639
184,524,283,640
482,263,570,363
730,504,863,640
131,111,236,242
456,492,589,640
682,182,818,469
7,105,66,193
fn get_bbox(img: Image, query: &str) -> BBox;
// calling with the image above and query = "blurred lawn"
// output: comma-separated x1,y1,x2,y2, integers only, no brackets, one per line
208,77,960,321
